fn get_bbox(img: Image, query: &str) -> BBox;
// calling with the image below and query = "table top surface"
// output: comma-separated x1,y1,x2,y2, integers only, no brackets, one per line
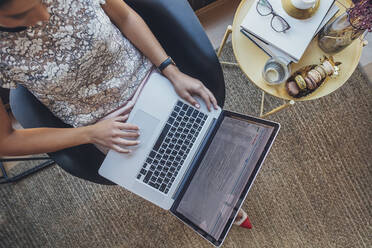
232,0,363,101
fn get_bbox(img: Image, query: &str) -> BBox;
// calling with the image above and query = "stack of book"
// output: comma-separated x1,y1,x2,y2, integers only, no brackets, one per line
240,0,339,64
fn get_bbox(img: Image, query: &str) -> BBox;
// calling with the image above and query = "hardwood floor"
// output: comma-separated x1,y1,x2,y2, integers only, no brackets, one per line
188,0,218,11
197,0,241,49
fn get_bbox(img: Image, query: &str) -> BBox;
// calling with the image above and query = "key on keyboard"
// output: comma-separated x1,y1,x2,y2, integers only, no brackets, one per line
136,100,207,194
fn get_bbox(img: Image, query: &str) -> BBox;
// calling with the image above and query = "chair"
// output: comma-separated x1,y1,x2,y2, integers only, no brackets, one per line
10,0,225,185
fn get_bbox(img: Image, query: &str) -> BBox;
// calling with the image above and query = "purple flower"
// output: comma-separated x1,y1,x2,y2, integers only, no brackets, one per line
348,0,372,31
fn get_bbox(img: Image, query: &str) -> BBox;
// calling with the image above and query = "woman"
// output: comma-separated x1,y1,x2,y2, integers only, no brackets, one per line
0,0,251,229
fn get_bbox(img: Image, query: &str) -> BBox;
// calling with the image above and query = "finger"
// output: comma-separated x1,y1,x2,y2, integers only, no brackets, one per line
197,88,211,111
116,130,140,138
113,137,140,146
183,92,200,109
116,122,139,131
111,144,132,154
205,88,218,109
115,114,129,122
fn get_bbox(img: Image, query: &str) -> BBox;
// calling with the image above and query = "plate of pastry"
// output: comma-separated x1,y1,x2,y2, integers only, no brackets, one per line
285,57,341,98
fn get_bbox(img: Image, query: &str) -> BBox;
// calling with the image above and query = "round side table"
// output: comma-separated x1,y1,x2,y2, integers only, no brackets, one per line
217,0,367,117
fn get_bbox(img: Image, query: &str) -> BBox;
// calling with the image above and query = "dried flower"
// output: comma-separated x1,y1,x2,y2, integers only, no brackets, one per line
348,0,372,32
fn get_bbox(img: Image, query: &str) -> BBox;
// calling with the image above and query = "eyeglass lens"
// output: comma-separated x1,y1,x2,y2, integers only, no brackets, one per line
272,15,290,32
256,0,273,16
256,0,290,32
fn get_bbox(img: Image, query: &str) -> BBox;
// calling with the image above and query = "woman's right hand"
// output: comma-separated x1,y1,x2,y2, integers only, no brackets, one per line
89,115,140,153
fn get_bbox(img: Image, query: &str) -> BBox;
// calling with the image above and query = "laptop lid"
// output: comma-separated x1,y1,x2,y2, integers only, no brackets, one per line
170,110,280,247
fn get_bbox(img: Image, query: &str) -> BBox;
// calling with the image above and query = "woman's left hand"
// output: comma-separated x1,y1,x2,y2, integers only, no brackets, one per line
163,66,218,111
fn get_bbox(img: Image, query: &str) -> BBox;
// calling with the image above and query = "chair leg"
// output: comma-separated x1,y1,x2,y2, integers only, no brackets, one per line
0,157,54,184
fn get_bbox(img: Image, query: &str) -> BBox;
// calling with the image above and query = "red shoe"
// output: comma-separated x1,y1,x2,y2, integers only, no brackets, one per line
233,210,252,229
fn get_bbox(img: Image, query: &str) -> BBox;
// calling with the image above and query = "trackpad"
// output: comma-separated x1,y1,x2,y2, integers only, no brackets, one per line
130,109,160,150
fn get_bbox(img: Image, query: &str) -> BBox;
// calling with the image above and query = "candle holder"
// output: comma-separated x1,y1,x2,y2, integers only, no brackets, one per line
262,57,291,85
281,0,320,19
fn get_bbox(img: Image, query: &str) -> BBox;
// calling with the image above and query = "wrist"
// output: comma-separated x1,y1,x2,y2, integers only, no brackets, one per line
162,64,180,83
81,125,95,144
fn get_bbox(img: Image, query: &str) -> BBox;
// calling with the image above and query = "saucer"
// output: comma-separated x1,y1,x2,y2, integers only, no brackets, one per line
281,0,320,19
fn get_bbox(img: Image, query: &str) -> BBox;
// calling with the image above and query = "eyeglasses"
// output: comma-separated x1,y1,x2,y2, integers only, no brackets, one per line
256,0,291,33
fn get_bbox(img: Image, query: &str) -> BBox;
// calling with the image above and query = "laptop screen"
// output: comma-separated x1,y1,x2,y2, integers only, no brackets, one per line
171,111,279,246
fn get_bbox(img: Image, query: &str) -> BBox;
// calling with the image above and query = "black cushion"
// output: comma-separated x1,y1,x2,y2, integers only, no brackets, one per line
0,87,9,104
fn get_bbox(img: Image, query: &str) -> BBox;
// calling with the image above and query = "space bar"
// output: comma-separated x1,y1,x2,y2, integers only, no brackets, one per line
153,124,171,151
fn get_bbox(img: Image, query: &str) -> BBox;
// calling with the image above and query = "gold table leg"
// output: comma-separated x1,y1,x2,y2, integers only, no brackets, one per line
217,25,232,58
217,25,239,66
260,100,295,118
220,61,240,66
260,91,265,116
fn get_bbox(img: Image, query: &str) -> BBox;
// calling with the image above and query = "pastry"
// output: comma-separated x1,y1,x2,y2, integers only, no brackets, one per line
322,60,334,75
306,71,317,85
294,75,307,90
315,69,323,83
314,65,327,79
304,76,316,90
286,81,300,96
310,75,319,87
307,69,322,84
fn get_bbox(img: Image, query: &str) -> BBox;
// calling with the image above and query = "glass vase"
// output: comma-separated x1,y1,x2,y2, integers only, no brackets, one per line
318,12,365,54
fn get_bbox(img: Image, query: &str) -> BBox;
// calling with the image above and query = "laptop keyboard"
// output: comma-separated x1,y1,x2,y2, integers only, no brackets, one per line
136,100,207,194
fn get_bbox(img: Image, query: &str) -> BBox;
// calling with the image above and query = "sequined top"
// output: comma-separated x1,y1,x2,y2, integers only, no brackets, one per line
0,0,153,127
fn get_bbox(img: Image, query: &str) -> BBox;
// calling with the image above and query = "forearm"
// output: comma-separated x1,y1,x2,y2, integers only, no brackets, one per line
0,126,93,156
117,9,166,66
116,9,179,79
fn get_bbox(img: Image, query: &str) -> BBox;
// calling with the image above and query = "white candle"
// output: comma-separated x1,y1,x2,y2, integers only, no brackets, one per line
266,68,280,82
291,0,317,9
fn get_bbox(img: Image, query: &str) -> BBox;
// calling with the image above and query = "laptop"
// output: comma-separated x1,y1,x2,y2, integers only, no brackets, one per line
99,70,280,247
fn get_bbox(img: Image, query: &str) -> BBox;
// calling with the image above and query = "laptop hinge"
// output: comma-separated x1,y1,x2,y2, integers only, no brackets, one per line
171,116,219,201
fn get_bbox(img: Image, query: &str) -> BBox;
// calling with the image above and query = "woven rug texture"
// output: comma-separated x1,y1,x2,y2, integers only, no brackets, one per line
1,43,371,248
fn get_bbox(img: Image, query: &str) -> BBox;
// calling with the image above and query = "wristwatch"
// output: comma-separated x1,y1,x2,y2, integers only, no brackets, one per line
158,57,176,72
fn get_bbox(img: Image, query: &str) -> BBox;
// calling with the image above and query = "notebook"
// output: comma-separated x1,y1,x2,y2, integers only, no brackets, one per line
240,0,335,62
240,4,340,64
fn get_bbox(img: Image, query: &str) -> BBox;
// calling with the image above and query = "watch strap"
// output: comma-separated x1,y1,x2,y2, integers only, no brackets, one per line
158,57,176,72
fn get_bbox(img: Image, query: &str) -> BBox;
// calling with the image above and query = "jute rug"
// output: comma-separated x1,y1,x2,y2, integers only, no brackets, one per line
1,43,371,248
